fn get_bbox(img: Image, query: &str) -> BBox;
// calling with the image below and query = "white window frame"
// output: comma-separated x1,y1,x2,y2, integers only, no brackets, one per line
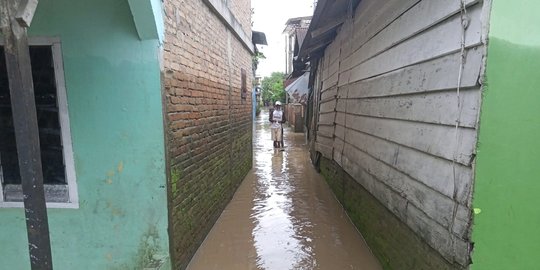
0,37,79,209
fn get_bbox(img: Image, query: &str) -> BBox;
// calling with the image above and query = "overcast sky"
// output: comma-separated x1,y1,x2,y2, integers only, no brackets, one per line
252,0,315,78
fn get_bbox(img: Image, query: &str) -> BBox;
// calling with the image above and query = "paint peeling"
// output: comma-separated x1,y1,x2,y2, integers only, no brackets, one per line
105,202,125,218
104,162,124,185
133,224,167,269
117,161,124,173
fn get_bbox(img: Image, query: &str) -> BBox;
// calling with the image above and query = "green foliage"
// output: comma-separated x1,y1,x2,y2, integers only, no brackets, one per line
261,72,285,105
252,51,266,72
171,167,181,196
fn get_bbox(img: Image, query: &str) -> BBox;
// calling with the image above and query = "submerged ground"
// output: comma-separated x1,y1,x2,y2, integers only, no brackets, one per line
187,109,381,270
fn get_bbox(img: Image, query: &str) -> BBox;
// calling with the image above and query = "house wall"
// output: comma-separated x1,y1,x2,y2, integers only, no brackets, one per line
313,0,489,268
0,0,170,269
471,0,540,269
227,0,251,35
162,0,253,268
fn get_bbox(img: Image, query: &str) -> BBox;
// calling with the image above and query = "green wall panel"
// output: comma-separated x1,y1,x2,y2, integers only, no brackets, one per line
0,0,169,269
472,0,540,269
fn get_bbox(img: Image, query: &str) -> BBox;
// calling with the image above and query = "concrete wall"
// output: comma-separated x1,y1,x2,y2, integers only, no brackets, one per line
0,0,170,269
312,0,490,267
471,0,540,269
162,0,253,268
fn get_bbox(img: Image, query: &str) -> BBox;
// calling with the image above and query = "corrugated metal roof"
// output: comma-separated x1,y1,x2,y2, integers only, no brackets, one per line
285,72,310,105
285,16,313,26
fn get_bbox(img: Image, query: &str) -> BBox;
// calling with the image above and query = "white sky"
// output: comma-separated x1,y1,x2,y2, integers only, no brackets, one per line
252,0,315,78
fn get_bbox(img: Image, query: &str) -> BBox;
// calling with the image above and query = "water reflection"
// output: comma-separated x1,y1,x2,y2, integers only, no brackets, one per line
252,121,314,269
187,109,381,270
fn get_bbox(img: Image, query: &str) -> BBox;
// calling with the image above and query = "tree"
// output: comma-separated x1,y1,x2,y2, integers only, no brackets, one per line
261,72,285,105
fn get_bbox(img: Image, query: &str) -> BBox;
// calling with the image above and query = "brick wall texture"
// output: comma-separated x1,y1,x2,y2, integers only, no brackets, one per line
227,0,251,35
162,0,253,268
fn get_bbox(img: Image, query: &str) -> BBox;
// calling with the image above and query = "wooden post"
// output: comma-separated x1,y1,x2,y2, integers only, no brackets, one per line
0,0,52,269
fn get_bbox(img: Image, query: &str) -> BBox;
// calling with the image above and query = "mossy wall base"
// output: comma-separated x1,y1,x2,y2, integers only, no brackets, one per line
319,157,463,270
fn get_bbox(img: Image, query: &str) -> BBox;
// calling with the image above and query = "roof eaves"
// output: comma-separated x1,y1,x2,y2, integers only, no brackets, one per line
299,0,361,60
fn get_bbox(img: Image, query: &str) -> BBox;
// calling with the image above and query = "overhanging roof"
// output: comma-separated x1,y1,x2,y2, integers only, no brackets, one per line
252,31,268,45
298,0,361,60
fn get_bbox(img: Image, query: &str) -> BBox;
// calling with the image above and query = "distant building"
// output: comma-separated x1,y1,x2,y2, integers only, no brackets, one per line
282,16,311,133
283,16,311,75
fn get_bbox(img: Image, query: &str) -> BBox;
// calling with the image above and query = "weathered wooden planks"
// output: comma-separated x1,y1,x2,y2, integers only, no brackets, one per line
345,0,420,59
342,0,479,72
341,4,483,86
342,127,472,204
319,95,337,112
340,154,471,265
343,114,477,165
313,0,487,265
344,88,481,128
320,86,337,101
342,46,483,99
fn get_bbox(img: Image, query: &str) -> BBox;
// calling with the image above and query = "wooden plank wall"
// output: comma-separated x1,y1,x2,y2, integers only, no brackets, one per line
314,0,488,266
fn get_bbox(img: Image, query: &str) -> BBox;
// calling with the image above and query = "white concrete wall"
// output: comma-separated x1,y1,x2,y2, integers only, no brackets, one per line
314,0,489,266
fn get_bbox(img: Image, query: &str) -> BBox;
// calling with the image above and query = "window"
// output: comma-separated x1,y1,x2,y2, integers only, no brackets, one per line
0,37,78,208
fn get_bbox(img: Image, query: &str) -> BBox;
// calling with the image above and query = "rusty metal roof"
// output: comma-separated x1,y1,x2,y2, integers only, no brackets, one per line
285,72,310,105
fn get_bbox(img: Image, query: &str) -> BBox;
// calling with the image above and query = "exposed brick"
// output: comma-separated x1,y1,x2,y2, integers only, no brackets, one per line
163,0,253,269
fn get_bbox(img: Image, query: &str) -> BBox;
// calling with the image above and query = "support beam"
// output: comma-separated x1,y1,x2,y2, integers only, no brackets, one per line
310,16,345,39
128,0,163,41
0,0,53,269
305,40,333,57
15,0,38,27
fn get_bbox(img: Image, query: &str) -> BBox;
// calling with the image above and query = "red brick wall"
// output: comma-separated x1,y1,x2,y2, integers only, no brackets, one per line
162,0,253,268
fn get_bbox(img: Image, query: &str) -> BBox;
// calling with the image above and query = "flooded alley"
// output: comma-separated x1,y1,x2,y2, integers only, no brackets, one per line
187,110,381,270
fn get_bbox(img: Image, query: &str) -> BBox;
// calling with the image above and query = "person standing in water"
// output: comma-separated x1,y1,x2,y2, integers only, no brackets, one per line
269,101,286,150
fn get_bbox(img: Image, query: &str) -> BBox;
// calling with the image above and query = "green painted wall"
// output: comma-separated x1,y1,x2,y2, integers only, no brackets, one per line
128,0,164,41
0,0,170,269
472,0,540,269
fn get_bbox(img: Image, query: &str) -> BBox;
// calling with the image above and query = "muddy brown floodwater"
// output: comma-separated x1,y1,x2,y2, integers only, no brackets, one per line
187,110,381,270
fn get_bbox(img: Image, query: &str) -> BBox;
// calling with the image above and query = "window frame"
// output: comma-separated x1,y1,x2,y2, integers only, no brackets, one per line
0,37,78,209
